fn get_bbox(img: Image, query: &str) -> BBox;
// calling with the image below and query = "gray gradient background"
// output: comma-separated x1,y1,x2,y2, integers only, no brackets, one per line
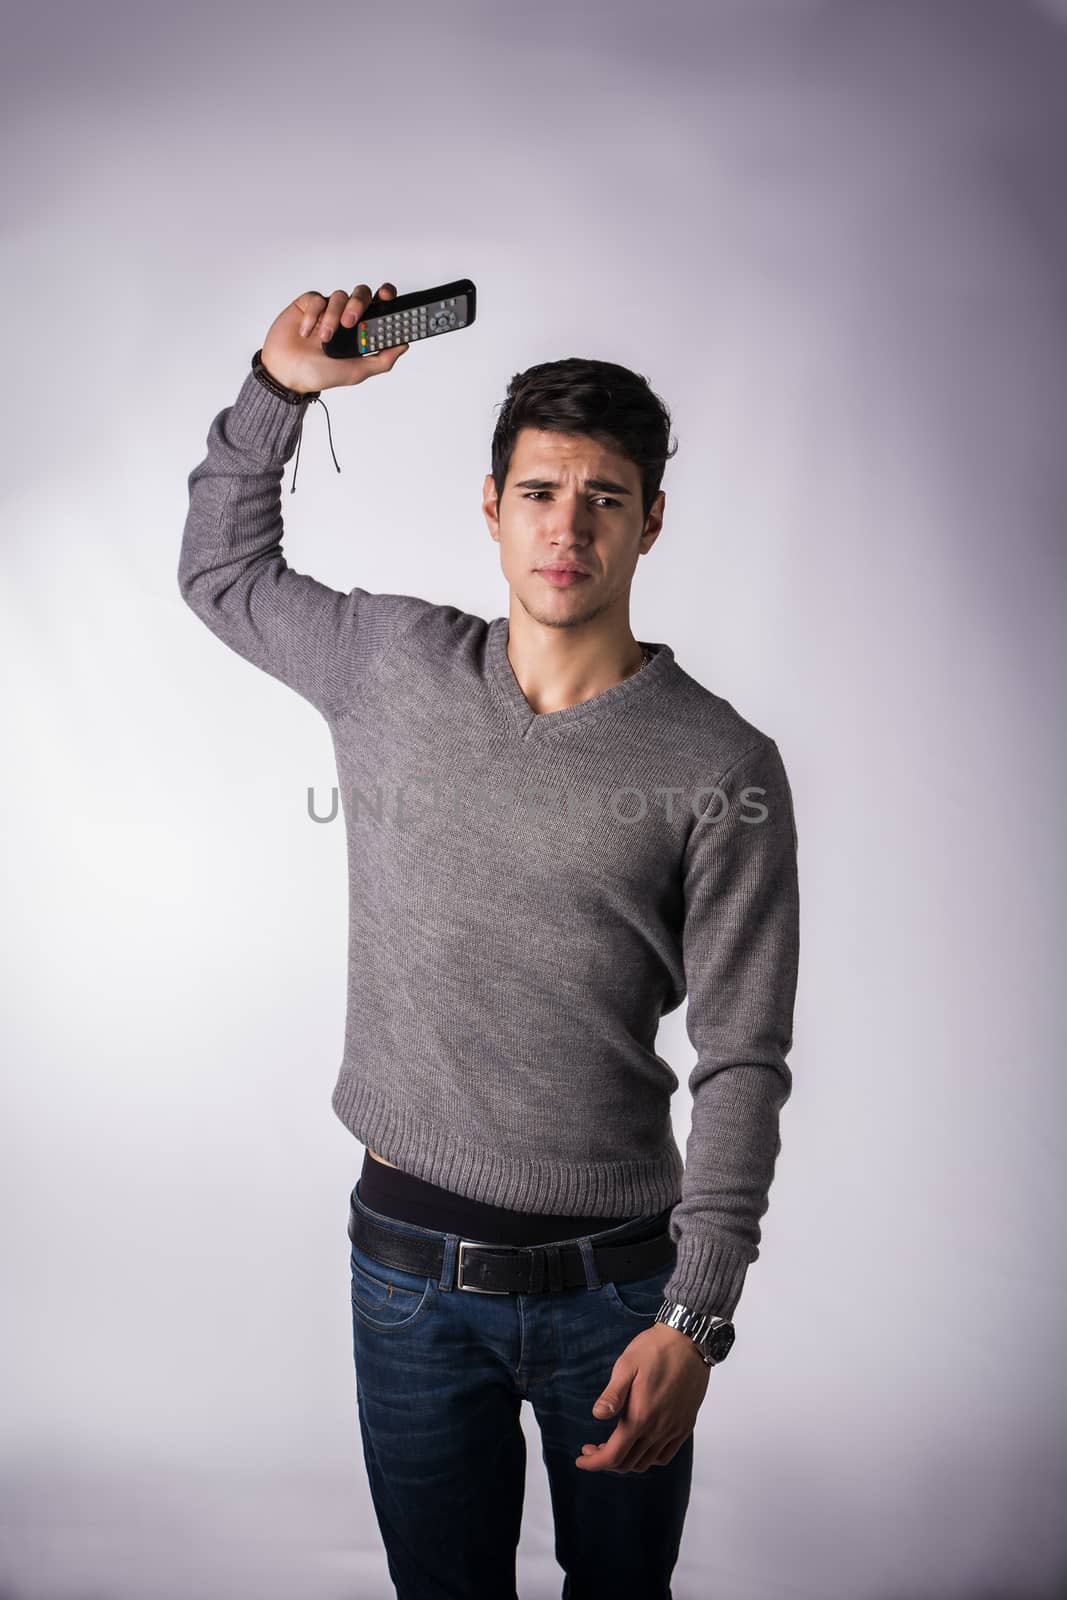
2,1,1065,1596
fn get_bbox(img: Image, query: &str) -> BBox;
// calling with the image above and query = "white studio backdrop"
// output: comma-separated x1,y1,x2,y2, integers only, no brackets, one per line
2,1,1065,1597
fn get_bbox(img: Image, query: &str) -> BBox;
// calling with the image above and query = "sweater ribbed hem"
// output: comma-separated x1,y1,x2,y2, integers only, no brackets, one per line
333,1063,749,1317
663,1233,751,1322
331,1063,684,1217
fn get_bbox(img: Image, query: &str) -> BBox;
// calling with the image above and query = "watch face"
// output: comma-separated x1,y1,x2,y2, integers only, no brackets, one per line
709,1322,736,1361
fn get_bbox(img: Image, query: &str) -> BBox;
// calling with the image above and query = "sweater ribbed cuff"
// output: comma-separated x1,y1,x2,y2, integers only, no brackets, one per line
663,1233,751,1321
228,368,314,465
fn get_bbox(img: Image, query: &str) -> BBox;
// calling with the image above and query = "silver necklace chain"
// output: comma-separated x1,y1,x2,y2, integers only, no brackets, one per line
626,644,654,681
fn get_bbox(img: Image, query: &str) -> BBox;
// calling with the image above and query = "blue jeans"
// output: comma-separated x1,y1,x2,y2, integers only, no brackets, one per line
347,1181,693,1600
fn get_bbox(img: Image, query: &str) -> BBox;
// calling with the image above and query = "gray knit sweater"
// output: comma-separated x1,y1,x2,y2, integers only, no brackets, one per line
178,368,800,1320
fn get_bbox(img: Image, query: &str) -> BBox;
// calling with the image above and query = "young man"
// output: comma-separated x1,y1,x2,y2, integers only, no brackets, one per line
178,279,800,1600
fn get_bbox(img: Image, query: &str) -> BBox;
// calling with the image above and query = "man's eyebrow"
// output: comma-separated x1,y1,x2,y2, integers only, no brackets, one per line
514,477,633,495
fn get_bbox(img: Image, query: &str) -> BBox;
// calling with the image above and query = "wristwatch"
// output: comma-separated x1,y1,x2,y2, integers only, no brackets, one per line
655,1299,736,1366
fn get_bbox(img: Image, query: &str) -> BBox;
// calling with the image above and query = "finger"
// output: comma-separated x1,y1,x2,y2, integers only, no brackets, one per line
337,282,405,366
340,279,397,327
636,1427,688,1472
350,344,409,382
340,279,396,322
318,287,357,346
601,1428,652,1475
297,291,327,338
337,281,374,333
575,1427,636,1473
644,1434,684,1470
626,1439,666,1474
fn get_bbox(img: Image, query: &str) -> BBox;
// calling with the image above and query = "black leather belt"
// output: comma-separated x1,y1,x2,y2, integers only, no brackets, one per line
348,1203,676,1295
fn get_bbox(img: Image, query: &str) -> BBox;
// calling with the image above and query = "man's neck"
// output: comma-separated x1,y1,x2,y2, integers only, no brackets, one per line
505,620,647,716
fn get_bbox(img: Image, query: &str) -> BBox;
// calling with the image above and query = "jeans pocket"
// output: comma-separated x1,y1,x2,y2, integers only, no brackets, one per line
602,1261,673,1322
350,1242,435,1332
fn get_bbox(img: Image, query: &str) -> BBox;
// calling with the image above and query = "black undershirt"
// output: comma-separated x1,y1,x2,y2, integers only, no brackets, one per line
357,1147,648,1245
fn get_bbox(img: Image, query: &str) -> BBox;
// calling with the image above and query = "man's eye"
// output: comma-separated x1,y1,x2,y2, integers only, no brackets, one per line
523,492,621,508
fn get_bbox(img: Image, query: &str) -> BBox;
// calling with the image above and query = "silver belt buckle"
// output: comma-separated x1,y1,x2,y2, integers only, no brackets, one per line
457,1239,512,1294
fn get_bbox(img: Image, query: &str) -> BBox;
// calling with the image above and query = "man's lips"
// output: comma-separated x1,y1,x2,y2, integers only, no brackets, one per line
538,566,593,587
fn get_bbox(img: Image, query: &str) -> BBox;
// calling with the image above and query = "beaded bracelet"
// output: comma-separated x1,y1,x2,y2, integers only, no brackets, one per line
251,347,321,405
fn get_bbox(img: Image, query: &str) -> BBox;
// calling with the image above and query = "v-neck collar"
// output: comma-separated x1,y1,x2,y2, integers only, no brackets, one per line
486,616,676,741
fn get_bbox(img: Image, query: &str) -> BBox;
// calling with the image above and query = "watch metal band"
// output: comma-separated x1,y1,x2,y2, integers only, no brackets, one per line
655,1298,728,1365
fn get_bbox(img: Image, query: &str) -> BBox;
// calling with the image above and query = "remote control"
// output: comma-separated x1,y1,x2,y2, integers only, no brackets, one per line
321,277,477,360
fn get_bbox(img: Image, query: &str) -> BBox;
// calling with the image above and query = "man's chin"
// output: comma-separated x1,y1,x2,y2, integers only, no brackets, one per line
520,595,607,629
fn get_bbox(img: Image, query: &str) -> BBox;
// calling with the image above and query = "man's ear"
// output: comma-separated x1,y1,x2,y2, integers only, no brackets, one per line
640,490,665,550
483,473,501,541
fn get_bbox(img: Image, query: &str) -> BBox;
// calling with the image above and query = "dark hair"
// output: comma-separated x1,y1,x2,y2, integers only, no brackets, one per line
491,357,678,523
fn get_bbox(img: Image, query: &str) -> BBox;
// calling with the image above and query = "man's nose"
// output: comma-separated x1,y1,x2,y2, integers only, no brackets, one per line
549,502,593,536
